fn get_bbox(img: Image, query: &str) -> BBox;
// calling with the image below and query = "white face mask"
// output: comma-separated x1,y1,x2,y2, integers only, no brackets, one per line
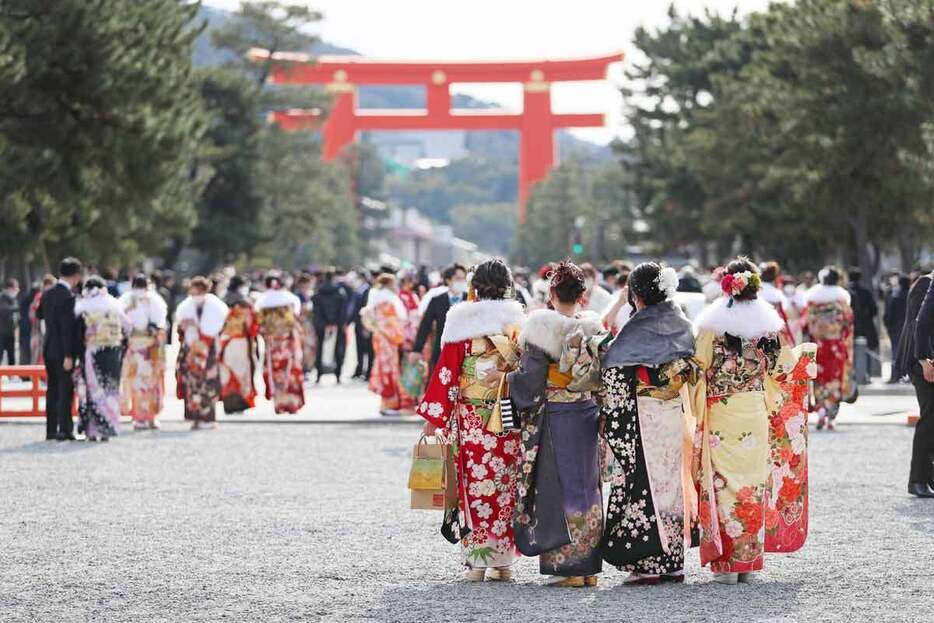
584,278,595,291
238,286,249,297
191,294,206,305
783,285,796,296
450,280,468,296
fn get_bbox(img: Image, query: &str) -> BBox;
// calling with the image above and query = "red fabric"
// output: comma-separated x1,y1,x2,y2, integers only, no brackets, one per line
399,290,419,312
418,341,465,428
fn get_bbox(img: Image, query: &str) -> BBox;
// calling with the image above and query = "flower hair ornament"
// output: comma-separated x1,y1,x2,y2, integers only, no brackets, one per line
656,266,679,299
720,270,761,307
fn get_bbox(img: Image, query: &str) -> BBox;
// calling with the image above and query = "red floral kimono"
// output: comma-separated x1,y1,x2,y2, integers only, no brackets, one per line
219,300,259,413
802,285,854,421
364,289,412,412
766,343,817,553
417,299,526,569
256,290,305,415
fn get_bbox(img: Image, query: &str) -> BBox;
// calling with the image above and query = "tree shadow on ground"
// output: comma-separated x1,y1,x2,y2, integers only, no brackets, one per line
360,575,807,623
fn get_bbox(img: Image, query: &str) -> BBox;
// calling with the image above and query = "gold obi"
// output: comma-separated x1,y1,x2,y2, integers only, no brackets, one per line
546,362,592,403
83,312,123,348
459,337,512,402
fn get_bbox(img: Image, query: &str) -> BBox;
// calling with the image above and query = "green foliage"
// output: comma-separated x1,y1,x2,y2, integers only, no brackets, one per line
450,203,516,256
385,157,517,224
191,0,357,271
620,0,934,272
0,0,205,270
512,157,635,268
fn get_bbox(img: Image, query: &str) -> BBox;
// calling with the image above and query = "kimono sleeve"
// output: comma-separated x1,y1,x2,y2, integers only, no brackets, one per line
507,344,550,413
416,340,465,429
381,308,405,347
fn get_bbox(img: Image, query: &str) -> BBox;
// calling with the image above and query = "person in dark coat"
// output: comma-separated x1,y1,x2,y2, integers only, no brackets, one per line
37,257,83,441
848,268,880,383
18,283,37,365
411,264,467,376
312,269,348,383
884,274,911,382
350,272,373,380
900,272,934,497
0,278,19,365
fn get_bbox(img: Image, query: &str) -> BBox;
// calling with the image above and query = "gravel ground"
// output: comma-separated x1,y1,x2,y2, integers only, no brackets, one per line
1,420,932,623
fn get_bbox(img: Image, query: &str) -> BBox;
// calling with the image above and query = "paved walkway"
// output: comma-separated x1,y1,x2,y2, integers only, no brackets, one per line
1,412,932,622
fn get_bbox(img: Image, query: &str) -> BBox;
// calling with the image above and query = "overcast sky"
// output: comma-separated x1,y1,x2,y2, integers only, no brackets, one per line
204,0,778,143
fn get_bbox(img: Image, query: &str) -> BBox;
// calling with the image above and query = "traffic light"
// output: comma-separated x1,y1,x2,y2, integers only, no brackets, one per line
571,222,584,255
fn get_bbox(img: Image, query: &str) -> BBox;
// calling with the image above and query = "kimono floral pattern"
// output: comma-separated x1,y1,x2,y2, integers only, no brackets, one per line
706,333,781,404
601,364,691,575
419,339,521,569
76,311,124,439
219,304,258,413
258,306,305,414
368,302,414,411
766,351,815,553
122,332,166,423
176,319,221,422
692,330,796,574
804,301,854,418
540,503,603,573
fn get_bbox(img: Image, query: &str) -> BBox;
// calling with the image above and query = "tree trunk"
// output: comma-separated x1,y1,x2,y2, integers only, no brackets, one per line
847,204,873,286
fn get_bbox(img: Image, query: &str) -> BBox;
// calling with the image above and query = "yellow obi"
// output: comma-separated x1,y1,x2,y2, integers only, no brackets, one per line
546,362,592,403
83,311,123,348
460,337,512,402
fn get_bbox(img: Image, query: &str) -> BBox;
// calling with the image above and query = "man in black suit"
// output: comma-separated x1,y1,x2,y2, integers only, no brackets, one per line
312,269,348,383
37,257,83,441
901,271,934,497
411,264,467,376
848,268,880,383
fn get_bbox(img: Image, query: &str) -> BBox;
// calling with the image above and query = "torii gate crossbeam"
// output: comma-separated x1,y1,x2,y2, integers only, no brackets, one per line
249,49,622,222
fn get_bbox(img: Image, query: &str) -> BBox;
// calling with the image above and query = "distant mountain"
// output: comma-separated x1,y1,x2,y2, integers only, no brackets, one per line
192,5,611,163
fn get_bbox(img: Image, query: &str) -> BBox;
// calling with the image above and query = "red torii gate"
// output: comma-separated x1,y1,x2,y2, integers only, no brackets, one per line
248,48,622,222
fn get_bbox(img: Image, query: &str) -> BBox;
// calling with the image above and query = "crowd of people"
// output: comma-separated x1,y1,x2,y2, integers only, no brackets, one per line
2,250,932,586
406,255,933,588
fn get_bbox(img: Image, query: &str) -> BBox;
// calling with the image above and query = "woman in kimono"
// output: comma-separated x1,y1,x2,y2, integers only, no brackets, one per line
690,258,797,585
218,283,259,414
364,274,412,416
599,262,698,585
120,274,168,430
802,267,854,430
175,276,229,430
295,274,317,378
506,260,607,587
255,274,305,414
417,259,526,582
760,262,795,346
74,276,129,441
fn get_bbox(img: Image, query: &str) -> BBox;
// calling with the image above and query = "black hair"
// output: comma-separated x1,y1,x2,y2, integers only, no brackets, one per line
264,273,282,289
84,275,106,291
442,263,467,284
59,257,82,278
848,268,862,284
471,258,512,301
724,256,760,301
131,273,149,289
4,278,18,289
760,261,780,284
821,266,841,286
628,262,668,307
549,260,587,304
